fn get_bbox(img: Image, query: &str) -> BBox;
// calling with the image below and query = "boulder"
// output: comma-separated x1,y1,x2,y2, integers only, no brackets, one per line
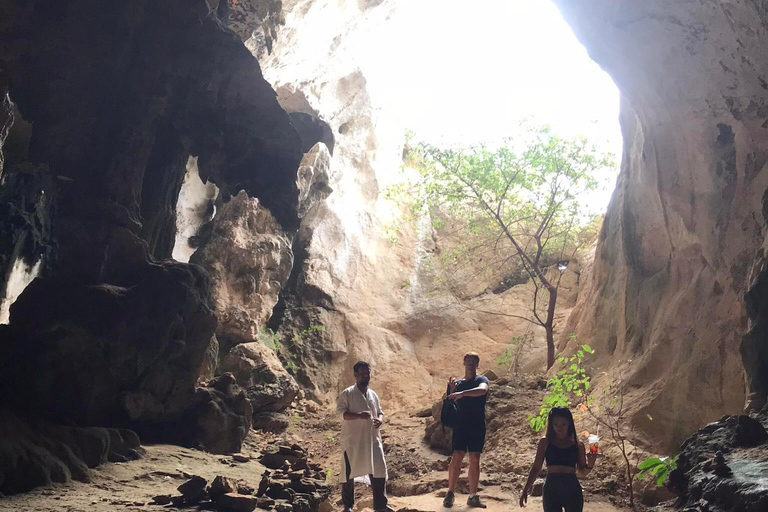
218,493,258,512
221,342,300,414
178,475,208,504
191,192,294,356
210,475,237,502
669,411,768,511
733,415,768,447
253,412,291,433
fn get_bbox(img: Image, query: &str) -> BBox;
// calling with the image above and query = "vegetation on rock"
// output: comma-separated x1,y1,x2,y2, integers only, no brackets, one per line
389,125,613,368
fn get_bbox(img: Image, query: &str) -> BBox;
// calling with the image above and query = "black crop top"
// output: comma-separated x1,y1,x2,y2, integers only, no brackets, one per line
544,441,578,467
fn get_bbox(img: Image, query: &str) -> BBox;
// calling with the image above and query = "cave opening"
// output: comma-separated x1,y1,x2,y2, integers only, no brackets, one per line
7,0,768,507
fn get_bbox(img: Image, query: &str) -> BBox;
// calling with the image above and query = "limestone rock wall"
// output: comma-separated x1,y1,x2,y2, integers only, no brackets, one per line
0,0,303,453
553,0,768,450
252,0,440,406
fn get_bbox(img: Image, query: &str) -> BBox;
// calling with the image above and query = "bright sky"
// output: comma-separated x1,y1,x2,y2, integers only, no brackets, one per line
361,0,622,211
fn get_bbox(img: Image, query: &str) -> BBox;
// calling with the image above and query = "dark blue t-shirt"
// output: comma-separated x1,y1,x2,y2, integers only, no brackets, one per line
447,375,489,428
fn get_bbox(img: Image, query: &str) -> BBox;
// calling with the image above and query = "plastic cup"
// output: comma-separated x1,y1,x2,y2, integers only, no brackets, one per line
588,434,599,454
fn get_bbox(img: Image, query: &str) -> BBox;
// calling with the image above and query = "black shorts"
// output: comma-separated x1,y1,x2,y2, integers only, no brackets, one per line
451,425,486,453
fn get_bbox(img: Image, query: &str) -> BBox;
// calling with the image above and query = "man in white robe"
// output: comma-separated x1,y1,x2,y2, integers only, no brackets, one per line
336,361,392,512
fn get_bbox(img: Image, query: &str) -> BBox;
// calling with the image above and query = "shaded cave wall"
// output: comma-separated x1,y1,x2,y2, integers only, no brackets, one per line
0,0,304,449
554,0,768,450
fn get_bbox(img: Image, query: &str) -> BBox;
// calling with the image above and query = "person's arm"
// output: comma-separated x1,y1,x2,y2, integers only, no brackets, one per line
448,382,488,401
337,390,371,421
576,442,596,477
520,438,547,507
372,393,384,428
344,411,371,421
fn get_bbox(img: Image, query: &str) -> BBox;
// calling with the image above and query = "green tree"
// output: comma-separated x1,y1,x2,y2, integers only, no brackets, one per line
401,125,614,368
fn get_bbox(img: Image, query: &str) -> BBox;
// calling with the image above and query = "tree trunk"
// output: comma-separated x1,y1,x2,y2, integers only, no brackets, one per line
545,285,558,369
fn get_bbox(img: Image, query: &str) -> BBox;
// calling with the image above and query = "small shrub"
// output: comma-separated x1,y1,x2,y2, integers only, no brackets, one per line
636,455,678,487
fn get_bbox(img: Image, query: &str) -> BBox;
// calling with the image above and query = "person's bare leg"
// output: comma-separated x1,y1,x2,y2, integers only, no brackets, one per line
448,451,465,492
468,452,481,495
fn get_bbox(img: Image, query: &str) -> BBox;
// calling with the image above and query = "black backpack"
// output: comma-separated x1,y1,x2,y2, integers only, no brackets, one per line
440,397,460,428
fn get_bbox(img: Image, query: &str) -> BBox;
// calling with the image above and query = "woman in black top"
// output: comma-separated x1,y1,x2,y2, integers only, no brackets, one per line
519,406,597,511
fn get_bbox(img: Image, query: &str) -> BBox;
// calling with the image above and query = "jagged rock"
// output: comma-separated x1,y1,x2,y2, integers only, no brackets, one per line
178,475,208,504
218,493,258,512
200,335,221,384
188,373,254,454
238,482,256,495
296,143,333,219
259,446,308,469
257,496,275,509
221,342,300,415
152,495,172,505
711,451,732,478
669,411,768,512
531,480,544,497
275,500,293,512
210,475,238,502
733,415,768,447
233,454,251,463
483,369,498,381
192,192,294,356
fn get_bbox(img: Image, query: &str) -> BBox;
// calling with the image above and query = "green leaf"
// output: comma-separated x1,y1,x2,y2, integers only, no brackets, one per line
647,414,653,421
582,344,594,354
638,458,662,470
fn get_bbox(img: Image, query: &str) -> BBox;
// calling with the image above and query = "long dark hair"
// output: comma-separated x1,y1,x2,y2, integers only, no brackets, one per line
545,406,577,444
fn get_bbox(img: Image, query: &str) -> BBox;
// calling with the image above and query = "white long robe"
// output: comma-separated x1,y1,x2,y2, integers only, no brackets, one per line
336,385,387,480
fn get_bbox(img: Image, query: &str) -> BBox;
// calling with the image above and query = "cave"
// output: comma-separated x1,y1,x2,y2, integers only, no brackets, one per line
1,0,768,511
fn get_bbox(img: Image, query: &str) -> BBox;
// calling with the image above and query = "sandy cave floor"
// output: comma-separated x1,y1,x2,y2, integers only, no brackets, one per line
0,378,640,512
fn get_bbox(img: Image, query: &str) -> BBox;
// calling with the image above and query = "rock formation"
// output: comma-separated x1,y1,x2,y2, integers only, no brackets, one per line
191,191,294,356
668,409,768,512
220,341,300,428
0,0,303,461
0,410,143,494
553,0,768,450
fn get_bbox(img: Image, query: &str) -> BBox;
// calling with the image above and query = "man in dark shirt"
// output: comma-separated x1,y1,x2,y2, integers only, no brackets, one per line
443,351,489,509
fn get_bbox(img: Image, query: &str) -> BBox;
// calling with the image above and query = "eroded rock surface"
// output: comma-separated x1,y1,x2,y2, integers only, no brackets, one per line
0,410,143,494
221,342,300,417
0,0,304,466
553,0,768,449
668,409,768,512
192,191,294,355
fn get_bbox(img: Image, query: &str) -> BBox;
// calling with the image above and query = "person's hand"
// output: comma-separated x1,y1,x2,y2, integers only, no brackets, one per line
448,377,457,394
358,411,372,420
519,486,529,507
447,392,463,401
372,417,382,428
586,452,597,468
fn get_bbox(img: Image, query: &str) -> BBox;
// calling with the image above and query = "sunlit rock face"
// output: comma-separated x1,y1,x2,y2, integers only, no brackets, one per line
553,0,768,450
248,0,440,405
0,0,303,456
218,0,584,407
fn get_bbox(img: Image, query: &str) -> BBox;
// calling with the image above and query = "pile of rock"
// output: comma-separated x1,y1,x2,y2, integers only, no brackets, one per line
150,443,331,512
257,444,332,512
152,475,258,511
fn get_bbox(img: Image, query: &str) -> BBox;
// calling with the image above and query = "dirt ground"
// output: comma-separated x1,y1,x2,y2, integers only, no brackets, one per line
0,375,641,512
